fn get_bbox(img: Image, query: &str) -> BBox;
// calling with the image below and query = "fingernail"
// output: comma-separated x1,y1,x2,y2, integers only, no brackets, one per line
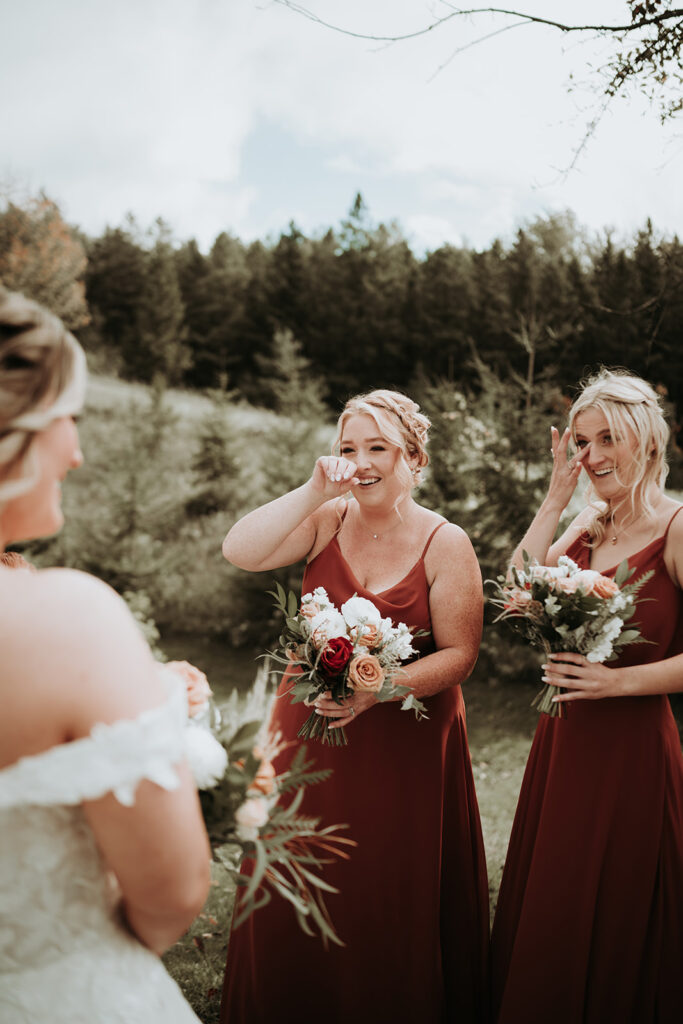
542,675,551,683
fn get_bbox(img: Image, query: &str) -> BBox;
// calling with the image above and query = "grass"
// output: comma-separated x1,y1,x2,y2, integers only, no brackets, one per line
162,677,538,1023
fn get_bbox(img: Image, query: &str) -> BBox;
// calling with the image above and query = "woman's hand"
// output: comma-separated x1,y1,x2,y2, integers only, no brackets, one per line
312,689,377,730
547,427,591,512
542,653,626,704
309,456,359,501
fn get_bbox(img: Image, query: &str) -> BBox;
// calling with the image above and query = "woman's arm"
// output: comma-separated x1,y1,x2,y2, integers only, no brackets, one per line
222,456,359,571
510,426,592,570
27,572,212,955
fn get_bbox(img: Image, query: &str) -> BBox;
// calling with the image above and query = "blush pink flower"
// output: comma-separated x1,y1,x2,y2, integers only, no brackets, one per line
166,660,212,717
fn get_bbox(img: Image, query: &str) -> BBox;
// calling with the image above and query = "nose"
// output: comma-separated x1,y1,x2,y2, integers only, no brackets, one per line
70,444,84,470
356,449,372,470
584,443,604,467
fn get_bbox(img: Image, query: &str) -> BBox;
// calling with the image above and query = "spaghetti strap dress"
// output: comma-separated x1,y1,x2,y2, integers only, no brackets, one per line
221,521,490,1024
491,507,683,1024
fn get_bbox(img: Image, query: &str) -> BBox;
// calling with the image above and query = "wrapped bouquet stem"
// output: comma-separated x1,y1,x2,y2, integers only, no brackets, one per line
489,553,652,718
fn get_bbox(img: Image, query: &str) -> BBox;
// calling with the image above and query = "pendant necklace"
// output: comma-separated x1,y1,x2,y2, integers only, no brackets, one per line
358,514,403,542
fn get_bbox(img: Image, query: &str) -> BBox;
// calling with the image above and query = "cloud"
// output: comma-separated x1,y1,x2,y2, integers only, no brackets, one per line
1,0,681,253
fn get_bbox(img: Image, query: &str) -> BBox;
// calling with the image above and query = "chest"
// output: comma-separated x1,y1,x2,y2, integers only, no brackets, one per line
337,537,425,594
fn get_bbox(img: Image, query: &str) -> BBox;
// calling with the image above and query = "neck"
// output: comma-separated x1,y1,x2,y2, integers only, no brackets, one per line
355,495,413,537
608,489,659,530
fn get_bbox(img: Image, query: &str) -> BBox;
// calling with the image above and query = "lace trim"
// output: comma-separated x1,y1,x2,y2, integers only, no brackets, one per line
0,684,186,809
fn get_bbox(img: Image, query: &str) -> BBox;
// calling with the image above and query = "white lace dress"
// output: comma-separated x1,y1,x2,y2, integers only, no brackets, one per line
0,688,201,1023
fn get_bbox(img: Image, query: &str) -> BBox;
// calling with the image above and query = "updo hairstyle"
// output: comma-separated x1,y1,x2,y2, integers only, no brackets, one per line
334,389,431,495
0,288,85,506
568,368,669,543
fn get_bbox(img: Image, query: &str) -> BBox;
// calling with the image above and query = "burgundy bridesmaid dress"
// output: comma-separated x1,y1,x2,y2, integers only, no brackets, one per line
492,508,683,1024
221,523,490,1023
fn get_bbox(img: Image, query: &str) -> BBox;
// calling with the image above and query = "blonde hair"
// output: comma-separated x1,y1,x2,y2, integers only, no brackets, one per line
333,388,431,496
568,368,669,544
0,288,86,507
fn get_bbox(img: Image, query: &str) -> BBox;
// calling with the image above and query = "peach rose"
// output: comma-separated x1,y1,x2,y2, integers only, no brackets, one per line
166,660,212,717
249,759,276,796
354,623,380,648
347,654,385,693
300,601,321,620
503,589,533,615
555,576,582,595
575,570,620,599
235,796,269,840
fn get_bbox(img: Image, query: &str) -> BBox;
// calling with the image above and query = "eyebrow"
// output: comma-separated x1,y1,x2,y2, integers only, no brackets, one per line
341,436,386,444
575,429,611,439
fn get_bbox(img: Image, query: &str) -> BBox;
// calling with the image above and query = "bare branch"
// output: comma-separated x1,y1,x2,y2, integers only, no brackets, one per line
272,2,683,44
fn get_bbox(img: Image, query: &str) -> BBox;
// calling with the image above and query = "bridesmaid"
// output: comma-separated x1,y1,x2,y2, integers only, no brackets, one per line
220,389,489,1024
491,369,683,1023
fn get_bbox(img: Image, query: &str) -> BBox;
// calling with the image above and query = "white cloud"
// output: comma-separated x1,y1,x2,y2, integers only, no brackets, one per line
1,0,681,253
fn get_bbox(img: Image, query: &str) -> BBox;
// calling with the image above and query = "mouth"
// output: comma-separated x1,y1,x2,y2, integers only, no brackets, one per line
593,468,614,478
357,477,380,488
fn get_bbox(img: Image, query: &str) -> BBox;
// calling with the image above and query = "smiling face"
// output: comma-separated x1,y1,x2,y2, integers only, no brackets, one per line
0,414,83,545
573,407,640,500
339,413,409,508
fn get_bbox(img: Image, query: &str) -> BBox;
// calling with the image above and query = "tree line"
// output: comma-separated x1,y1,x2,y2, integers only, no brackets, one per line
2,190,683,427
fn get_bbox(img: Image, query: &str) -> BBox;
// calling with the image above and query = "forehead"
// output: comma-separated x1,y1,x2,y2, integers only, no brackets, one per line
340,412,386,441
573,407,611,436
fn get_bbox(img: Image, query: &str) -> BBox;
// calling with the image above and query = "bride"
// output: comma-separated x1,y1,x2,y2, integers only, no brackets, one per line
0,289,210,1022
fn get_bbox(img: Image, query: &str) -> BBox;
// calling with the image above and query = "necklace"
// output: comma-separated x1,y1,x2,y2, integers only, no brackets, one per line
358,513,403,542
608,511,645,545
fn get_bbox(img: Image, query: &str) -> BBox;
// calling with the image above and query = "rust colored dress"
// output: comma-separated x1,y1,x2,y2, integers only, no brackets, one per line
491,508,683,1024
221,523,490,1024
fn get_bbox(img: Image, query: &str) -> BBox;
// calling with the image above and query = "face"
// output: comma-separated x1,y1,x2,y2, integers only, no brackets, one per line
339,413,408,507
573,407,639,500
0,415,83,545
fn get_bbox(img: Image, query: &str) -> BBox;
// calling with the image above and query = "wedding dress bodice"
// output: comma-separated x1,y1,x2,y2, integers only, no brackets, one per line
0,686,200,1023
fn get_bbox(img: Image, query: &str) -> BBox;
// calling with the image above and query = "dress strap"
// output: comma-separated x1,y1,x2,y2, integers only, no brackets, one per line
664,504,683,536
421,520,448,558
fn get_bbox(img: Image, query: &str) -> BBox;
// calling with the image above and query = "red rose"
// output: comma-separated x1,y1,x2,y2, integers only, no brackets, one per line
319,636,354,675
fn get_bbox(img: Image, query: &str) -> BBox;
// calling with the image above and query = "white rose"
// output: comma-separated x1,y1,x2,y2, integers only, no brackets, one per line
309,607,348,647
341,595,382,630
184,724,228,790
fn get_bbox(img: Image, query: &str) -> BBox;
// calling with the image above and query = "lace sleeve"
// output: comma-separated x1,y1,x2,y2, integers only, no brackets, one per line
0,680,187,809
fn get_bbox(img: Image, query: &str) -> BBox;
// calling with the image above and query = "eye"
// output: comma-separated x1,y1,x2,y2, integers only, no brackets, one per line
340,446,354,455
575,439,588,449
370,445,386,452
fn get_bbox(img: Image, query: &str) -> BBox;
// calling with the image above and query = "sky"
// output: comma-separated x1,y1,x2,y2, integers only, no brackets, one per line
1,0,681,254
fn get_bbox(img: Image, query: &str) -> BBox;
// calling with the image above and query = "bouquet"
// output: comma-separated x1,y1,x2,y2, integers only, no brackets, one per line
162,659,354,945
488,553,652,717
269,583,428,746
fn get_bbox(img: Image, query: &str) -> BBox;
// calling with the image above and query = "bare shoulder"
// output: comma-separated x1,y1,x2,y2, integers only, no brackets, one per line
1,568,161,734
424,519,481,584
306,497,348,561
663,502,683,587
4,567,131,646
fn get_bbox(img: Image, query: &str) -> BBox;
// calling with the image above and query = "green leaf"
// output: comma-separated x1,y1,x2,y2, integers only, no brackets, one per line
614,559,633,587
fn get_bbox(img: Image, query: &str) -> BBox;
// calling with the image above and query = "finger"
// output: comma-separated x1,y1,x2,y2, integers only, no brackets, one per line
551,688,589,703
341,461,357,481
547,653,585,666
569,443,591,470
329,711,355,729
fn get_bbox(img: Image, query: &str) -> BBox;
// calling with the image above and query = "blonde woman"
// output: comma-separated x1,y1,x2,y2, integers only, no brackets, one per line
492,369,683,1024
0,290,210,1022
220,390,489,1024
